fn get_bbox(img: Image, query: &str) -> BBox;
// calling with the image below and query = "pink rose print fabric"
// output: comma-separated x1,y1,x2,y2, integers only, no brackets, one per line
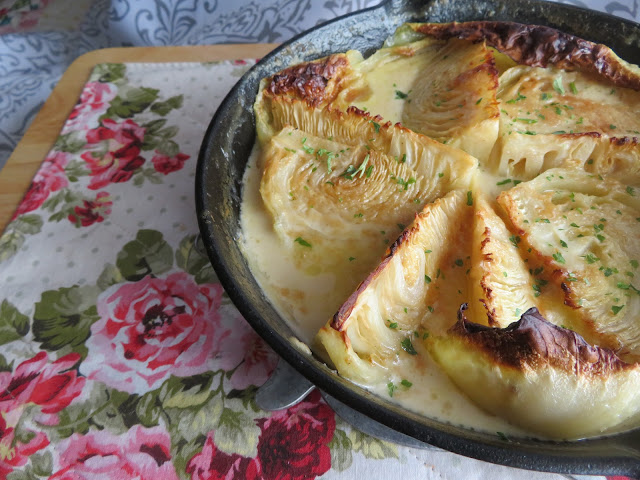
63,82,117,134
186,390,335,480
0,351,85,414
81,273,224,394
49,425,178,480
11,151,69,220
82,118,146,190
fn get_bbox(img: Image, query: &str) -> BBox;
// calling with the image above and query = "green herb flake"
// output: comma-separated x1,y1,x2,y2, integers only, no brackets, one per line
348,256,356,261
552,252,566,264
497,431,510,442
424,275,432,284
506,92,527,104
371,121,381,134
509,235,521,249
476,98,482,105
583,253,599,264
569,81,578,94
387,382,397,397
516,118,537,124
541,93,551,101
395,90,409,100
611,305,625,315
454,259,464,267
631,260,639,269
466,190,473,206
401,379,413,388
627,186,635,196
553,77,565,95
497,178,512,185
294,237,312,248
387,320,398,329
560,240,568,248
401,338,418,355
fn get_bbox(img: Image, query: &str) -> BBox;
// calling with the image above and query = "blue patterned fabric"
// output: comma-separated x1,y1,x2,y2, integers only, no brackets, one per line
0,0,638,170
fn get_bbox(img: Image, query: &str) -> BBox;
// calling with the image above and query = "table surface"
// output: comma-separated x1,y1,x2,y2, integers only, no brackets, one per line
0,44,277,232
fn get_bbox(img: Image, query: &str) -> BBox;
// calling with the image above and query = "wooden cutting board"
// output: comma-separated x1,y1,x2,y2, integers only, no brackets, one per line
0,44,277,232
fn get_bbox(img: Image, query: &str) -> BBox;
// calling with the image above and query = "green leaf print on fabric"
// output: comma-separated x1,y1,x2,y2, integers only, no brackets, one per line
54,132,86,154
349,429,399,460
0,214,43,261
116,229,173,281
216,407,261,457
328,428,354,472
0,299,30,346
175,234,218,284
101,86,160,120
151,95,184,116
92,63,126,84
32,285,100,356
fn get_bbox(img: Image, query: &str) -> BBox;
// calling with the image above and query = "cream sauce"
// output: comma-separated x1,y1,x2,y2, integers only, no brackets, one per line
240,147,533,439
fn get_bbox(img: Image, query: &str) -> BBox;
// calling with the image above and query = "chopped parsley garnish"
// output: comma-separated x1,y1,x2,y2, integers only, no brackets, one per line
497,431,510,442
540,92,551,101
552,252,566,264
496,178,512,185
285,147,297,153
371,121,381,133
569,81,578,94
611,305,625,315
395,90,409,99
516,118,537,124
466,191,473,206
424,275,432,284
610,124,617,130
631,260,639,269
560,240,568,248
294,237,311,247
348,256,356,261
627,186,635,196
387,320,398,329
509,235,521,248
583,253,599,264
395,176,416,191
401,379,413,388
354,213,363,218
454,259,464,267
553,77,565,95
340,154,371,180
506,92,526,104
387,382,397,397
425,249,432,254
401,338,418,355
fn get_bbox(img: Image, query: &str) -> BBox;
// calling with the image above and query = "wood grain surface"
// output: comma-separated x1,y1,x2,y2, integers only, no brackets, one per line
0,44,277,232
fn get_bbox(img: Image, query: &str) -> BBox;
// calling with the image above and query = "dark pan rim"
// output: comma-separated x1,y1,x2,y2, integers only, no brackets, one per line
196,0,640,475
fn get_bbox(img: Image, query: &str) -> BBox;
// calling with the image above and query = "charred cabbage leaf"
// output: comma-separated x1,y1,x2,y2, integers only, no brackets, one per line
316,190,473,383
429,306,640,439
498,168,640,358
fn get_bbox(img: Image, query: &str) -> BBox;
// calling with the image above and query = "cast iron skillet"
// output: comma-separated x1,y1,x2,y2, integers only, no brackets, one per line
196,0,640,475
